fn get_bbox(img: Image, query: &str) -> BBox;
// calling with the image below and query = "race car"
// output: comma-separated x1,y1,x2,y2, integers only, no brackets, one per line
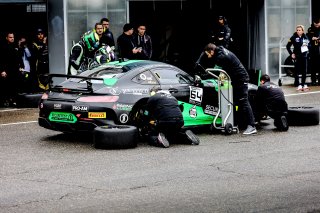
38,59,258,148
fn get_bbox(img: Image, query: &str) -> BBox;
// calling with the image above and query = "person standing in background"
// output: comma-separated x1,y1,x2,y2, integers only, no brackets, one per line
0,32,24,106
209,16,232,49
18,35,34,93
307,17,320,86
134,24,153,60
117,23,141,60
100,18,115,49
286,25,310,91
31,28,49,91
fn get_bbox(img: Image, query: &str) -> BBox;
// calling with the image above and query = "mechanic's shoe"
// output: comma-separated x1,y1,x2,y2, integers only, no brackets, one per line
296,85,303,91
303,85,309,91
280,116,289,131
185,130,200,145
243,125,257,135
275,116,289,131
157,132,169,148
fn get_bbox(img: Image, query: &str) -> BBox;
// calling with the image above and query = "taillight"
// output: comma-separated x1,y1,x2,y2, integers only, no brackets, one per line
77,96,119,103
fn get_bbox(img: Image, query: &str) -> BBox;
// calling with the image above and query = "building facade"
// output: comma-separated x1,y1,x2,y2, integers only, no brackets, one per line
0,0,315,82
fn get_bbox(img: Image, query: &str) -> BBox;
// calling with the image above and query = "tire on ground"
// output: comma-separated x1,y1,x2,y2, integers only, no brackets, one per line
93,125,138,149
16,93,42,108
287,106,319,126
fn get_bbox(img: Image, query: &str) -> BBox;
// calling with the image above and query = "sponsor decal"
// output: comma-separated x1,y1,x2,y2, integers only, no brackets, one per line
122,88,149,95
119,114,129,123
109,87,121,95
109,87,149,95
53,103,62,109
88,112,106,118
48,112,77,123
189,105,197,118
115,103,133,111
72,105,88,112
140,73,147,80
204,105,219,116
189,86,203,105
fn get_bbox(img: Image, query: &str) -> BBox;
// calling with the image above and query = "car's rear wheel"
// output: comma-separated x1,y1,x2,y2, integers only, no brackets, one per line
287,106,319,126
93,125,138,149
130,103,149,141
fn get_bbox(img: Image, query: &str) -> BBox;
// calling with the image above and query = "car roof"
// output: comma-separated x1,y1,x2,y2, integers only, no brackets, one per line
79,59,189,81
93,60,175,71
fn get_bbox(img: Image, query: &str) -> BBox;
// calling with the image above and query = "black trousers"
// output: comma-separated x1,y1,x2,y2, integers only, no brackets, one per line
148,119,191,144
309,51,320,83
233,82,255,128
294,56,308,86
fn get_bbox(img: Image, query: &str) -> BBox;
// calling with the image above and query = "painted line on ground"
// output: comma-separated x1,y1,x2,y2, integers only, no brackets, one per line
285,90,320,97
0,108,34,112
0,121,37,126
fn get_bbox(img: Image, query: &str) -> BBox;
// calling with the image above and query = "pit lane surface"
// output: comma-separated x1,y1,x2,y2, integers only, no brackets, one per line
1,84,320,212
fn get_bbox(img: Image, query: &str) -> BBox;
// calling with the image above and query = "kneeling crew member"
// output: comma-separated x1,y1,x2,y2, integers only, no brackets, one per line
255,74,289,131
146,89,200,148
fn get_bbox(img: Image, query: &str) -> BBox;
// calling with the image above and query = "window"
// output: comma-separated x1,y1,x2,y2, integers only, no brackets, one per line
151,68,193,85
132,71,158,85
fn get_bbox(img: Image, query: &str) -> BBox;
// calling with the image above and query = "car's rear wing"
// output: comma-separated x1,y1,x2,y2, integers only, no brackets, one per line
46,74,104,94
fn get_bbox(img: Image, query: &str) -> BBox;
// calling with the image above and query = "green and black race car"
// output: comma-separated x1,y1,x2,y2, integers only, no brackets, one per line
38,60,258,148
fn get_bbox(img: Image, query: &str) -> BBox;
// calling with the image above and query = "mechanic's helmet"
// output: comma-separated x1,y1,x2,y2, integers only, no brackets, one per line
82,30,99,51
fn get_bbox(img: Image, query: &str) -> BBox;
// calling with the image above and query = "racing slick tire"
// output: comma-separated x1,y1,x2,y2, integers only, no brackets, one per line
93,125,138,149
287,106,319,126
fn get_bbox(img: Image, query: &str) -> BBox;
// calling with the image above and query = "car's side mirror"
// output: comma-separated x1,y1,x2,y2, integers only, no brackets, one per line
194,75,203,87
194,75,202,84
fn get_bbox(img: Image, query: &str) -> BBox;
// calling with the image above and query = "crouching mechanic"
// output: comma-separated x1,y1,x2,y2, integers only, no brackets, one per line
145,88,200,148
255,74,289,131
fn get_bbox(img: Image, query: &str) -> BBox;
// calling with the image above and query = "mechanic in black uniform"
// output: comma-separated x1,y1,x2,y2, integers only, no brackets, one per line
195,43,256,135
145,88,200,148
255,74,289,131
209,16,232,49
307,17,320,86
